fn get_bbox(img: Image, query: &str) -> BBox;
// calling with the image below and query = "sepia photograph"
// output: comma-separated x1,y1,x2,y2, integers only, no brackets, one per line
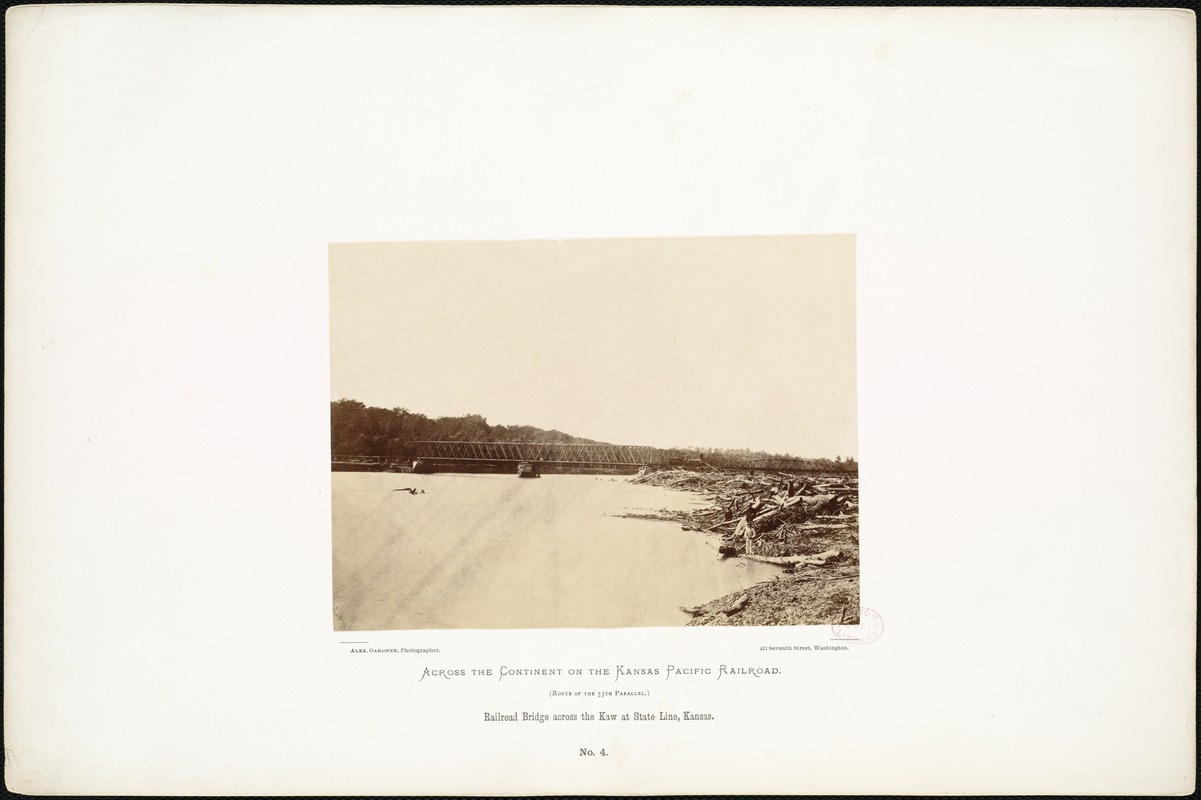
330,234,857,630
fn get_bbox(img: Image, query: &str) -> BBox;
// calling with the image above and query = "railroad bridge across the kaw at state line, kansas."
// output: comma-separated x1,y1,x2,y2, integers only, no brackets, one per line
415,440,658,467
331,441,855,474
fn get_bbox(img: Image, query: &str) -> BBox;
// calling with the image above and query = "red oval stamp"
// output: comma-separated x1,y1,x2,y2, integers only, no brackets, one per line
831,606,884,643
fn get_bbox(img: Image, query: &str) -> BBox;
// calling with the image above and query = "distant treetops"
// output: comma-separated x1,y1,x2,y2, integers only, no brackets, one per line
330,399,854,471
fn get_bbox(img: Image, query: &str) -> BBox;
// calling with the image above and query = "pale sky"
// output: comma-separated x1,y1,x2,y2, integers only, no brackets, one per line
330,235,856,458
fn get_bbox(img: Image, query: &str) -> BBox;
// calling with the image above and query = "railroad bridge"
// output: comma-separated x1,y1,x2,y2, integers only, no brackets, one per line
332,444,852,474
414,441,660,467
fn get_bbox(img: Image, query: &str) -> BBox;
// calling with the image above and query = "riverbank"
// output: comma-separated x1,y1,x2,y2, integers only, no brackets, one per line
623,468,860,626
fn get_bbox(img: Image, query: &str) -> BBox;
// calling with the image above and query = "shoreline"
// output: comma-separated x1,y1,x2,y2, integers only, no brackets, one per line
622,468,860,626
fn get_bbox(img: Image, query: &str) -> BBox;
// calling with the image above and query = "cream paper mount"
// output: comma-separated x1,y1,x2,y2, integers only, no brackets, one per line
4,5,1195,796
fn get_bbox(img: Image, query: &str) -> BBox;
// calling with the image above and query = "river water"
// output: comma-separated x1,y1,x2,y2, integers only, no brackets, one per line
331,472,782,630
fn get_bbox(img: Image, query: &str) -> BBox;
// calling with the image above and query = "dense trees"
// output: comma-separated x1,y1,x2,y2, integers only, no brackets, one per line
330,400,601,459
331,399,856,474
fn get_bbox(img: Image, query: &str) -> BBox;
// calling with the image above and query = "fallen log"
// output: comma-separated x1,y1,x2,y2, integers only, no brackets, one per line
740,549,840,566
721,594,749,615
785,572,858,585
702,518,742,532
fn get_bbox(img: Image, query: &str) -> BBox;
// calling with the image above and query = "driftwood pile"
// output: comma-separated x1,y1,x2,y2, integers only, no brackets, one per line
630,467,861,626
632,467,859,564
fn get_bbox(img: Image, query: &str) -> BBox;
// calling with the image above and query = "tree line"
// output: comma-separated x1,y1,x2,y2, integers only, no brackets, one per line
331,399,856,473
331,399,601,459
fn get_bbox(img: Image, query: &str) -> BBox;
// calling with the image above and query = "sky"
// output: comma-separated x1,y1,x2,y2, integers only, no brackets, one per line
330,234,856,458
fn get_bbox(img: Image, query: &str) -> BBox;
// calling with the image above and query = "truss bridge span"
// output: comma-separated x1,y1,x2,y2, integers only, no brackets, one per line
414,441,660,467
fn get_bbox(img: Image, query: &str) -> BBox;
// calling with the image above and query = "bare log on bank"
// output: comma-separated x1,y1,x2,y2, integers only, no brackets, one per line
739,548,841,566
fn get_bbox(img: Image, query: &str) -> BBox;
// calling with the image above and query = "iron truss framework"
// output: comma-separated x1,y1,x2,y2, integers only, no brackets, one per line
415,441,659,466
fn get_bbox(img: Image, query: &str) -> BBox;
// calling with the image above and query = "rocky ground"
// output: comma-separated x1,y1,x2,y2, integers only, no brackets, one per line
623,468,860,626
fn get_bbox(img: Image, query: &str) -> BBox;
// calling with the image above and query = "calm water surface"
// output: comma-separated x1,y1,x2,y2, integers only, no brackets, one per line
332,472,781,629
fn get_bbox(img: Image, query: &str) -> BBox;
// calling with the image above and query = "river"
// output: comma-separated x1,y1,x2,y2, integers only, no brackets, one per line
331,472,782,629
